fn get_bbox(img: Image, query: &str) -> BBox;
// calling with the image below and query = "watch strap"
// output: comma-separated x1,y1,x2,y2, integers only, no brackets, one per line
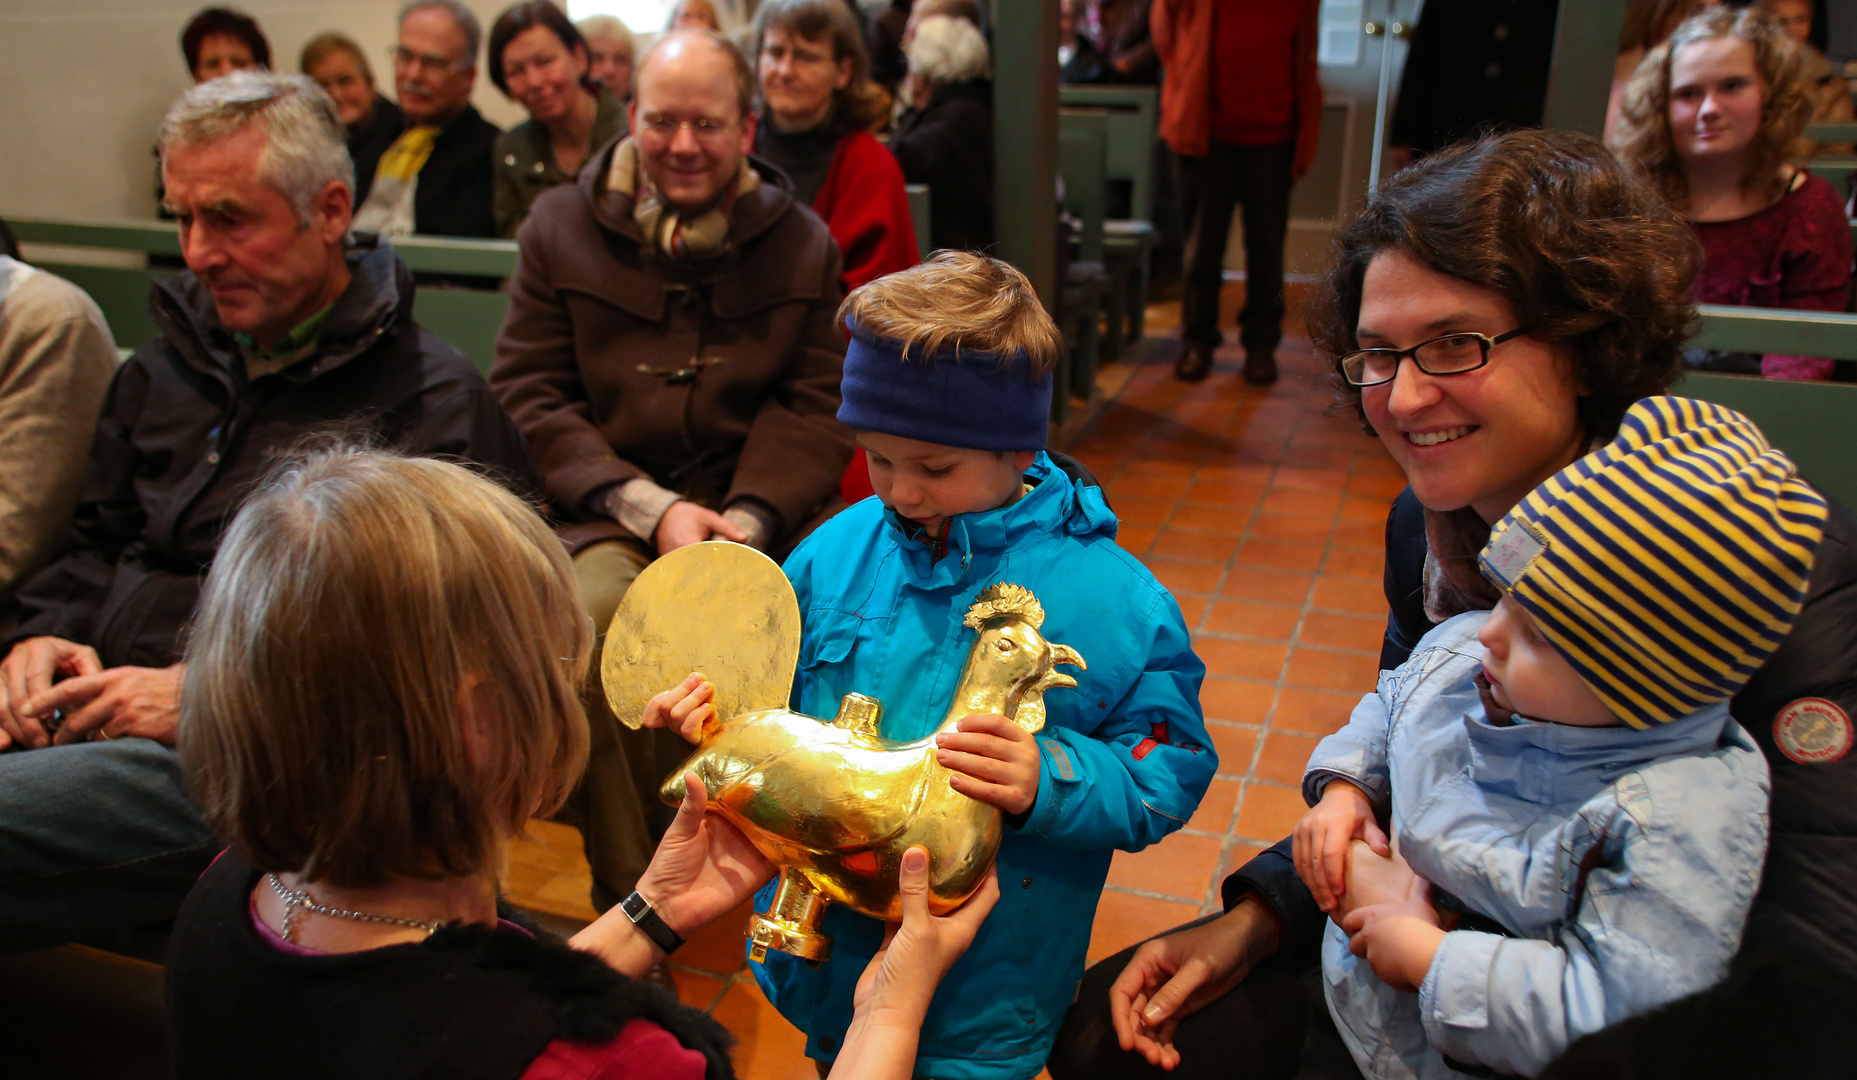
620,890,686,955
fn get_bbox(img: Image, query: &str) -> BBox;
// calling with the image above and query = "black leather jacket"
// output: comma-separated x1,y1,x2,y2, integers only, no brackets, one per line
9,238,537,667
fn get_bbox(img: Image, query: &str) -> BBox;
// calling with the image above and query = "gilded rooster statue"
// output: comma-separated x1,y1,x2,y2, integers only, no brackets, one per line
601,542,1085,963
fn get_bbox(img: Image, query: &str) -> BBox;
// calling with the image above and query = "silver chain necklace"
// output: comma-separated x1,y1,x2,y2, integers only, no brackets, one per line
266,872,448,943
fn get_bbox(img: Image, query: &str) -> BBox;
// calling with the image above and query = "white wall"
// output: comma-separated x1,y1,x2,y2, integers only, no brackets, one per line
0,0,541,221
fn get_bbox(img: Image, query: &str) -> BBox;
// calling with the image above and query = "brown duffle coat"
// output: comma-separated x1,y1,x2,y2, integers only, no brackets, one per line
490,138,854,554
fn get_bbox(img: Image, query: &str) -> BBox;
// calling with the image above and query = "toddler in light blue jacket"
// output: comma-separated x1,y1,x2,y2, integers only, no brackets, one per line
1294,397,1829,1079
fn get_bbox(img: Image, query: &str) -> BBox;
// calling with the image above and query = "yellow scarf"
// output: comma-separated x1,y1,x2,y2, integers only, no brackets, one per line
352,125,440,237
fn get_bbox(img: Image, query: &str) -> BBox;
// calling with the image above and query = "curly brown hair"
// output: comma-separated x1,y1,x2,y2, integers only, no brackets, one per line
1313,128,1698,441
752,0,891,132
1610,7,1815,210
1309,129,1701,618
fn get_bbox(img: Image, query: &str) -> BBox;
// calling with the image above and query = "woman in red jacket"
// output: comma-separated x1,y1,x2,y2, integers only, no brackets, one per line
750,0,920,296
751,0,920,503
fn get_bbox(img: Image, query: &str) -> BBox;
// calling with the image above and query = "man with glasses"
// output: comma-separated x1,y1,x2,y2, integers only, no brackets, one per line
488,29,852,933
352,0,499,238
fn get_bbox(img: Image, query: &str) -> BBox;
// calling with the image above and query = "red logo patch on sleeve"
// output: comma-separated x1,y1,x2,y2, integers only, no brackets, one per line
1132,722,1168,761
1774,698,1854,765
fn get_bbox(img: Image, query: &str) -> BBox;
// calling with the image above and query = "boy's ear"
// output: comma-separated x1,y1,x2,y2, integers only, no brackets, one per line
1012,450,1038,471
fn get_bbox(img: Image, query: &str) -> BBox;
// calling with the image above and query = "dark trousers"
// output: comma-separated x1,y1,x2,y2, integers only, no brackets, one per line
1177,139,1295,355
1045,914,1364,1080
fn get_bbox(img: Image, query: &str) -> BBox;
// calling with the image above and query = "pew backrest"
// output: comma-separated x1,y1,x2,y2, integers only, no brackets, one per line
1683,303,1857,508
905,184,932,260
1058,109,1109,265
1057,86,1159,223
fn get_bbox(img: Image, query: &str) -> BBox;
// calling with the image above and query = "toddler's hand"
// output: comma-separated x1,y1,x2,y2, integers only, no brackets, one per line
1340,876,1447,992
1293,779,1391,913
641,672,715,743
935,713,1041,817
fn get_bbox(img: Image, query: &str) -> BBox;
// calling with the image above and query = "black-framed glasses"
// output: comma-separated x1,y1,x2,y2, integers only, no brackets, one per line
1338,327,1530,387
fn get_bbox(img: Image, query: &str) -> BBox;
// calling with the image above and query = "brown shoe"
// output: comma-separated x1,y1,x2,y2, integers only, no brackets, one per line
1243,350,1279,387
1174,341,1214,382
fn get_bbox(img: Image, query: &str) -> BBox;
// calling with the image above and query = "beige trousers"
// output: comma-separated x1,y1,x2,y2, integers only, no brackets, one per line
564,539,693,911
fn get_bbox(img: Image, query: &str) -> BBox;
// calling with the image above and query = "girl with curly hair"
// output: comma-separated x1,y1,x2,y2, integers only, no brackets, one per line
1611,6,1852,380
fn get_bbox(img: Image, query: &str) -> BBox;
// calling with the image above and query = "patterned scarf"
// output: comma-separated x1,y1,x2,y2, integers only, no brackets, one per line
352,125,440,237
606,137,759,262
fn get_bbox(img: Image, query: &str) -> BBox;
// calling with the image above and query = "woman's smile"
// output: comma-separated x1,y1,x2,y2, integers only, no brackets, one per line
1406,425,1474,447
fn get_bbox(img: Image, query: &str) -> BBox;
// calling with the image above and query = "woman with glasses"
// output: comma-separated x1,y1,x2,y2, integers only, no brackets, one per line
750,0,918,295
1612,7,1852,380
488,1,629,238
1047,128,1857,1079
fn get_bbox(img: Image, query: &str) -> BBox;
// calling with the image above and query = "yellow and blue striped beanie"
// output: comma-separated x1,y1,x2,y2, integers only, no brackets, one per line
1478,396,1828,728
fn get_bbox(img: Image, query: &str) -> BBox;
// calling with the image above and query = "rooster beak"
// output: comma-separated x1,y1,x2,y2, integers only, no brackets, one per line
1035,643,1085,691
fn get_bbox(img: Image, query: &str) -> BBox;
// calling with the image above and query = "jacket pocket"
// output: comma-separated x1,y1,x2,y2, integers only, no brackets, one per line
794,608,877,713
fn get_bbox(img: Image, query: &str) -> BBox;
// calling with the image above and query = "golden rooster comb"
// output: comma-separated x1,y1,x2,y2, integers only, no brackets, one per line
964,582,1044,630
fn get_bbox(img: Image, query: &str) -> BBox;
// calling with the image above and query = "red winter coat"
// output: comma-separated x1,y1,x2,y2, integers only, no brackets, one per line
817,129,918,503
815,130,920,295
1151,0,1323,178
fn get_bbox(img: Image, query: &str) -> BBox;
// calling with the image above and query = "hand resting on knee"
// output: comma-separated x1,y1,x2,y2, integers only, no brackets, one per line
0,636,183,748
1104,897,1284,1071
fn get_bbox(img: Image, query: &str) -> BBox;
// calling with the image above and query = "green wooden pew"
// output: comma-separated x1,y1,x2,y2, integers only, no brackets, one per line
904,184,932,260
6,215,517,373
1058,85,1159,348
1057,108,1111,418
1683,303,1857,509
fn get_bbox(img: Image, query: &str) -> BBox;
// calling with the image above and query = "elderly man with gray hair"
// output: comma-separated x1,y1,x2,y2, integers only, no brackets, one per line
0,70,535,951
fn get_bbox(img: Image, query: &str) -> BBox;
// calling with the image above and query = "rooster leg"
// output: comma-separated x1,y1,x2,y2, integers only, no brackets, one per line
749,870,834,965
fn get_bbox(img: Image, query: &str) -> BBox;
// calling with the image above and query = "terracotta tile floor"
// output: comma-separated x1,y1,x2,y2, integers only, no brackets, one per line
504,285,1403,1080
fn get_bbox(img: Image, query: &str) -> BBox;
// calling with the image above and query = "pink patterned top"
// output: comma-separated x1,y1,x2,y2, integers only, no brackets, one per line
1691,172,1853,380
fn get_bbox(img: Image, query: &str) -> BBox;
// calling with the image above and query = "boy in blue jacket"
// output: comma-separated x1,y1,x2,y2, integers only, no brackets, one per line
1293,398,1822,1079
651,252,1216,1079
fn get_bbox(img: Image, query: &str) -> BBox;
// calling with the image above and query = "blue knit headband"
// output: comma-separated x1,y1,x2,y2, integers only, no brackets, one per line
836,321,1052,451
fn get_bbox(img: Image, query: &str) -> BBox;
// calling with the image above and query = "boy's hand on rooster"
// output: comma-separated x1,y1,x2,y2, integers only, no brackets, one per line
641,672,715,743
935,713,1041,817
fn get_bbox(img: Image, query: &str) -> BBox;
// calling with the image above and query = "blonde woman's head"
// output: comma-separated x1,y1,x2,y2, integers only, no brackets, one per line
179,447,591,888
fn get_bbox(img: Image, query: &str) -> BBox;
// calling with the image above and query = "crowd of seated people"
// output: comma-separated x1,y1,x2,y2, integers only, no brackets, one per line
5,1,1857,1078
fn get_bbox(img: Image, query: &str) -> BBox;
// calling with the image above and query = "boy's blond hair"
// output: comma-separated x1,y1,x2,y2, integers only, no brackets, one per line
179,448,591,889
838,251,1063,375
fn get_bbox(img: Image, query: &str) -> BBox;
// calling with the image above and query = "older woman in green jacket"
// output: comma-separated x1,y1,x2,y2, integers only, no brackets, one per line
488,0,627,237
